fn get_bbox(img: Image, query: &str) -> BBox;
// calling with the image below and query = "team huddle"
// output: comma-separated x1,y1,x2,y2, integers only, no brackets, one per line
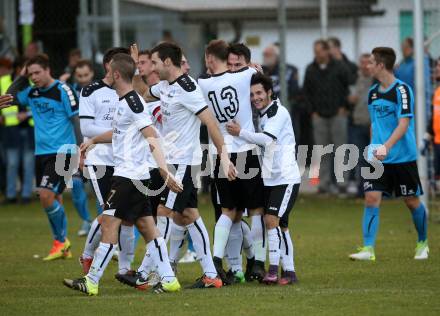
0,39,429,296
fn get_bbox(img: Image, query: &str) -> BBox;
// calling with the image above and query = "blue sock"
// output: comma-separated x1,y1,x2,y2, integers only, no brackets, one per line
44,200,67,242
362,206,380,247
187,234,195,252
134,226,141,248
411,203,427,242
72,177,91,222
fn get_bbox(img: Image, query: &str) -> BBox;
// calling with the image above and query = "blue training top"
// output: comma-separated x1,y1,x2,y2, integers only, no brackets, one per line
367,78,417,164
17,80,78,155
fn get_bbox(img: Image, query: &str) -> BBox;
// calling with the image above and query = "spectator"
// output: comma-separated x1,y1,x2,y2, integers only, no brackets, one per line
303,39,350,195
24,41,41,59
59,48,82,84
72,59,94,94
262,44,300,108
328,37,359,190
395,37,432,117
328,37,358,84
0,57,35,204
347,53,373,196
262,44,305,143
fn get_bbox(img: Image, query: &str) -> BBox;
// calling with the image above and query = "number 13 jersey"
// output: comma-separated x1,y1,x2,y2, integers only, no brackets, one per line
198,67,257,154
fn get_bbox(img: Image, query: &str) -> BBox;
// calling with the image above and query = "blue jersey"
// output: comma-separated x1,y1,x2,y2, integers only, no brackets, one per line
17,80,78,155
367,79,417,163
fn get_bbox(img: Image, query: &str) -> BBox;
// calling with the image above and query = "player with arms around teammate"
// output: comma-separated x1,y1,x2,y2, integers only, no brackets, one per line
349,47,429,261
198,40,266,283
227,73,300,285
140,42,236,289
7,54,81,260
64,53,183,295
78,48,140,279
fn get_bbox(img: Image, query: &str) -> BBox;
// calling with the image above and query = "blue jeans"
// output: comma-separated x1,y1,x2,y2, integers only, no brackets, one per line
5,129,35,199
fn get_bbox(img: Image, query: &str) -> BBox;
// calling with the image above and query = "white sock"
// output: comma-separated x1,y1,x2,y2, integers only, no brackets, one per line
251,215,266,262
169,223,186,263
225,222,243,272
157,216,172,243
241,220,254,259
186,217,217,279
83,218,102,258
146,237,176,283
87,242,116,284
280,229,295,272
267,227,281,267
118,225,135,274
213,214,233,258
138,249,155,278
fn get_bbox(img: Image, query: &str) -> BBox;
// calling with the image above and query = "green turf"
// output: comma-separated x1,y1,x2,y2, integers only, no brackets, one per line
0,194,439,316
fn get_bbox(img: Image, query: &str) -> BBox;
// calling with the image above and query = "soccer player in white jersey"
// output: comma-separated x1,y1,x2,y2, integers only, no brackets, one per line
64,53,182,295
227,73,300,285
146,42,237,289
198,40,266,283
78,48,137,280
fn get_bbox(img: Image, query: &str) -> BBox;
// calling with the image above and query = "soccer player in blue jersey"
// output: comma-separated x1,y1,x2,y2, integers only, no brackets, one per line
349,47,429,261
7,54,81,260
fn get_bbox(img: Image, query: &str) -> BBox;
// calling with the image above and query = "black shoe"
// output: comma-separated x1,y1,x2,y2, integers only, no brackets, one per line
115,270,150,290
213,257,231,286
20,197,32,204
2,198,17,205
245,257,255,282
225,270,237,284
250,260,266,282
186,274,223,289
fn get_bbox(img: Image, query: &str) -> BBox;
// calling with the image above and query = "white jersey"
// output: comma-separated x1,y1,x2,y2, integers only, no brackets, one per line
146,100,162,168
150,74,207,165
79,80,117,166
112,91,154,180
259,101,301,186
198,67,257,154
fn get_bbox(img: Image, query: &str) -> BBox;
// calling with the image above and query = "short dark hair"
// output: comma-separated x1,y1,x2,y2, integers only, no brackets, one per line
103,47,130,69
139,50,151,58
404,37,414,48
251,73,273,93
69,48,81,58
206,39,229,61
27,54,50,69
110,53,136,83
151,42,182,67
328,37,341,48
228,43,251,63
314,39,330,50
372,47,396,71
74,59,93,72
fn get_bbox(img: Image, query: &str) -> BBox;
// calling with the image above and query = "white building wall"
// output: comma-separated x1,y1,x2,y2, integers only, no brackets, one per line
218,0,439,83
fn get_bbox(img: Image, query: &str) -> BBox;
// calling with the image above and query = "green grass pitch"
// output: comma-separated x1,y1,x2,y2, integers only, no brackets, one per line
0,194,439,315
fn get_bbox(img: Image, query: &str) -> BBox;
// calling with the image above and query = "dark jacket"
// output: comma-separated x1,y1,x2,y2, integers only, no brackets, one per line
341,53,358,85
303,58,350,118
263,63,301,106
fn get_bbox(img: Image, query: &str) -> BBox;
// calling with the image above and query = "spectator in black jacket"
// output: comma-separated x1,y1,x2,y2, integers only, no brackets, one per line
328,37,358,85
304,39,351,195
262,44,306,142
